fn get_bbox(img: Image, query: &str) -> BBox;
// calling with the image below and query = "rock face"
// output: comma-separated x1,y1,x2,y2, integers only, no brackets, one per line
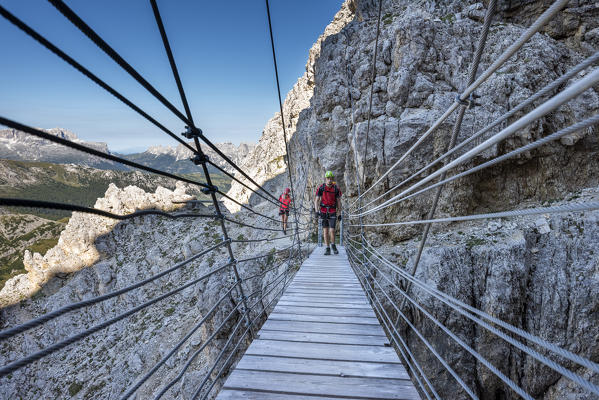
225,0,598,398
0,182,194,308
370,187,599,400
0,183,308,399
224,1,356,212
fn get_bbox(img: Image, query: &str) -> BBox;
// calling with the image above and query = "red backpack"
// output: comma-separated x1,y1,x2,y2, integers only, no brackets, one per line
317,183,341,213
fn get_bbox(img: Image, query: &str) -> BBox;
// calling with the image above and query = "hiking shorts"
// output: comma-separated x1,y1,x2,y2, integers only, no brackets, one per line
279,209,289,216
321,212,337,229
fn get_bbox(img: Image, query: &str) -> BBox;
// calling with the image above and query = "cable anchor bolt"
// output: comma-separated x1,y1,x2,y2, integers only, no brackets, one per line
200,184,218,194
455,93,475,109
190,153,210,165
182,125,203,139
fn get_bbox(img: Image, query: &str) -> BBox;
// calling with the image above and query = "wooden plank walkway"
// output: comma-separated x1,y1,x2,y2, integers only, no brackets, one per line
216,246,420,400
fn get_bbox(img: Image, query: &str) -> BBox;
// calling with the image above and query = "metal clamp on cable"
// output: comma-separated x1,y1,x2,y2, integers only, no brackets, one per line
213,211,224,220
229,257,237,265
190,153,210,165
455,93,474,109
200,184,218,194
182,125,203,139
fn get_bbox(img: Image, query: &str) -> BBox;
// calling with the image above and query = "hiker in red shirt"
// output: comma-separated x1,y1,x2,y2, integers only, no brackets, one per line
279,188,292,234
314,171,342,255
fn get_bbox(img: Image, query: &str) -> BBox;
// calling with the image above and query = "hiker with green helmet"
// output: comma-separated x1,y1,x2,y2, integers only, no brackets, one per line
314,170,342,255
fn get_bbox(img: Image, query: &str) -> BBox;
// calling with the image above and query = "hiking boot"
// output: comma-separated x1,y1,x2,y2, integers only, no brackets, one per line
324,247,331,256
283,228,287,235
331,243,338,254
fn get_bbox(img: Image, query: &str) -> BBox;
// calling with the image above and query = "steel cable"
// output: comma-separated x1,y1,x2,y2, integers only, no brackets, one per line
47,0,280,206
0,241,226,341
197,263,297,400
194,255,299,400
207,160,280,207
352,113,599,217
0,198,216,221
264,0,302,240
352,0,570,206
351,201,599,228
361,0,384,187
347,243,476,398
358,51,599,212
355,239,599,396
0,261,234,378
119,281,239,400
0,6,197,154
155,264,293,400
48,0,191,126
346,239,533,400
0,118,209,189
360,239,599,376
216,190,282,224
231,229,309,244
353,68,599,218
346,247,440,400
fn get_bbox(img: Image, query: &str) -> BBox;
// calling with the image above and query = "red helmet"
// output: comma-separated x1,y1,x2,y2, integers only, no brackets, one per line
284,187,290,194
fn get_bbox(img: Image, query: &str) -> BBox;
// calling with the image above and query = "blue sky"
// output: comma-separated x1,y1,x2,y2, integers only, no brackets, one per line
0,0,344,153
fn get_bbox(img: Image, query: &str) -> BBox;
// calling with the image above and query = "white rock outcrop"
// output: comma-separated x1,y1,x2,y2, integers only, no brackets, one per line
0,182,193,308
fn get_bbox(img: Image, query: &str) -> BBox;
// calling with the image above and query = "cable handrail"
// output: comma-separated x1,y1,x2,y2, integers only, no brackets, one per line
346,238,533,399
347,237,599,396
352,68,599,218
0,241,227,341
358,238,599,375
0,198,216,221
0,260,234,378
348,244,468,399
350,0,569,208
0,118,209,189
0,6,197,154
355,51,599,213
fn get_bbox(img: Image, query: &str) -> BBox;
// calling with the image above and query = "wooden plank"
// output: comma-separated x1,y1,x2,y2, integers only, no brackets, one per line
215,247,420,400
261,320,386,336
272,305,377,317
276,300,372,309
222,370,420,400
289,284,363,289
269,313,380,325
256,330,389,346
235,355,407,379
246,339,400,363
217,390,342,400
285,290,366,297
279,295,370,305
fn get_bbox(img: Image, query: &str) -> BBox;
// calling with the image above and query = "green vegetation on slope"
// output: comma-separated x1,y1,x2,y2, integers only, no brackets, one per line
0,159,231,219
0,214,67,290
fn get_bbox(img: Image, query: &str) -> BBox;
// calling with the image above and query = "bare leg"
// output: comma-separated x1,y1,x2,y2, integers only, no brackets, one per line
282,214,288,231
328,228,335,245
323,228,330,246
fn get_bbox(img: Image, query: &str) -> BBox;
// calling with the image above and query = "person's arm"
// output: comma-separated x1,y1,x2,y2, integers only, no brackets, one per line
314,195,320,213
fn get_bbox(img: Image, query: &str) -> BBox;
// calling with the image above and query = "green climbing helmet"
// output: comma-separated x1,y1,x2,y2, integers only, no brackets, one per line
325,170,334,178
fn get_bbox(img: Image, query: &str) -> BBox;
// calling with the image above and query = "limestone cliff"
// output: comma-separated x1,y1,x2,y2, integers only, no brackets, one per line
226,0,598,398
0,183,307,399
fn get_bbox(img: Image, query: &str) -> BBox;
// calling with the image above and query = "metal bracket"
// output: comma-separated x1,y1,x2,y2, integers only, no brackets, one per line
455,93,474,109
182,125,202,139
190,153,210,165
201,184,218,194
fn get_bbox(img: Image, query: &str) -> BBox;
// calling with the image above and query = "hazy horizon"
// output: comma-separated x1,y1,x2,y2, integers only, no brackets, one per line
1,0,343,153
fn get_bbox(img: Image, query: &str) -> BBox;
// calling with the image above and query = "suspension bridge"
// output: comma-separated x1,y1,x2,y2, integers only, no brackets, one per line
1,0,599,399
